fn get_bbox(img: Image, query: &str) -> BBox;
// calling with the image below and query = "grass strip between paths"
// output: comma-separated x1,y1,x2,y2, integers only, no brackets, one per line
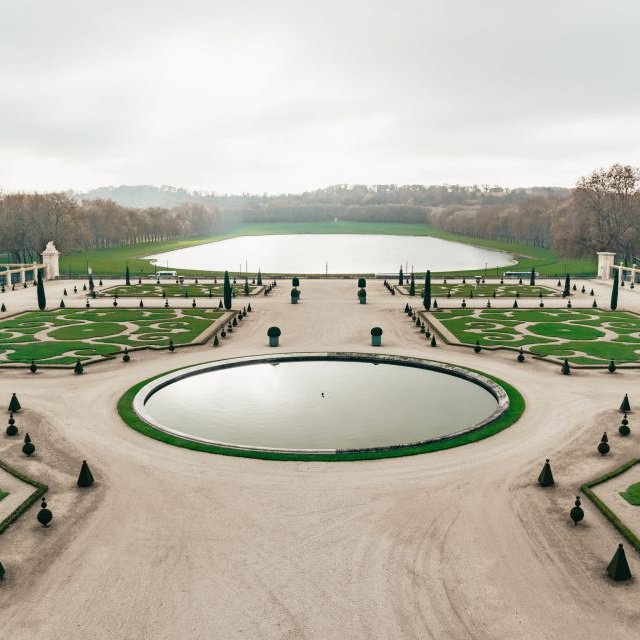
0,459,48,535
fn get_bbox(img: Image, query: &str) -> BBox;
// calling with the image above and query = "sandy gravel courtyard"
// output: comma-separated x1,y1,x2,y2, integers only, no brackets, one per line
0,277,639,639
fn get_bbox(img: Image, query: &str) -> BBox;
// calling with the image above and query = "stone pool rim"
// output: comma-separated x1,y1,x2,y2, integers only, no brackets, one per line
122,352,522,461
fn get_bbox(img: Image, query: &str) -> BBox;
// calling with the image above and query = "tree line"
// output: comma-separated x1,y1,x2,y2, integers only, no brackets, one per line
0,193,220,263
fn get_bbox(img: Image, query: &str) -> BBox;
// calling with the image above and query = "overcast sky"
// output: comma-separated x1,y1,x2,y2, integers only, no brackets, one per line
1,0,639,194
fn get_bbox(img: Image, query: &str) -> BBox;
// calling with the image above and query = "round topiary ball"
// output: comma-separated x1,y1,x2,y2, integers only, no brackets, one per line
598,440,610,455
619,423,631,436
29,360,37,374
22,440,35,456
37,498,52,527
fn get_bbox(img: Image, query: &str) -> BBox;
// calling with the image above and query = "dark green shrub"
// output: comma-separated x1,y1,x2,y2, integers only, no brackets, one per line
37,497,52,526
292,277,300,287
370,327,383,336
8,393,21,412
561,359,570,375
77,461,95,487
358,278,366,288
267,326,281,337
74,360,84,375
537,459,554,486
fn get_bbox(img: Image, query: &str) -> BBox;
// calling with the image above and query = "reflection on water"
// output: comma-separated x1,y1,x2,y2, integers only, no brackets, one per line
143,361,498,450
147,233,514,274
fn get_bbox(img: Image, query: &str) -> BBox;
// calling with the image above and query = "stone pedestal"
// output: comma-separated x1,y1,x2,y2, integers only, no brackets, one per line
597,252,616,280
41,241,60,280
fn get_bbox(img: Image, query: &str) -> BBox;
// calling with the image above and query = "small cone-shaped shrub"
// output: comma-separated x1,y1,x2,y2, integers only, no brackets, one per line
0,560,4,579
590,289,594,296
63,288,68,295
433,299,437,309
74,360,84,375
567,300,572,309
29,360,37,374
213,334,220,347
164,300,169,308
99,279,103,286
512,300,518,308
572,284,577,291
59,299,65,308
208,289,212,298
538,459,554,487
414,316,420,326
515,291,520,298
0,303,5,312
519,278,523,285
77,460,95,487
122,348,130,363
247,303,252,312
557,279,561,287
597,433,610,455
430,335,437,347
607,544,632,581
195,278,199,284
561,359,570,375
168,338,175,352
22,434,35,456
592,299,598,308
492,290,496,298
139,300,144,308
581,285,585,293
8,393,21,412
404,303,410,313
569,496,584,525
218,299,223,308
232,316,238,327
608,359,616,373
220,328,227,338
192,299,196,308
620,394,631,413
462,278,466,284
486,300,491,308
85,301,90,308
227,323,233,332
517,347,525,363
37,497,52,527
469,290,473,298
113,299,118,307
83,283,87,291
474,340,481,353
461,299,466,308
447,290,451,298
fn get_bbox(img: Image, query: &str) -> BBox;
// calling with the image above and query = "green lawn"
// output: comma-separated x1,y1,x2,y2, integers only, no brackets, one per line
435,308,640,365
620,482,640,506
402,283,558,298
58,221,596,278
0,308,224,365
100,282,256,298
0,488,8,502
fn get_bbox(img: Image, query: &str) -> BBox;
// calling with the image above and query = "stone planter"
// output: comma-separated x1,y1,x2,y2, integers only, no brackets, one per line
291,296,298,304
269,336,280,347
371,335,381,347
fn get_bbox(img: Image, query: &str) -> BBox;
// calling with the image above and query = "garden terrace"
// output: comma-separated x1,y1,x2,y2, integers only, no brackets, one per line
432,308,640,365
401,283,558,298
0,308,225,365
99,282,257,298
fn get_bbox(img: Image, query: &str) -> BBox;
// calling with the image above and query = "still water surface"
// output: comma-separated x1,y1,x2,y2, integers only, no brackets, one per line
147,234,514,274
142,361,498,450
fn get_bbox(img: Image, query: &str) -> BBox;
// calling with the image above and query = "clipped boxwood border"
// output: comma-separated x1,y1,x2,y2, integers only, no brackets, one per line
0,459,48,535
581,458,640,554
118,355,524,461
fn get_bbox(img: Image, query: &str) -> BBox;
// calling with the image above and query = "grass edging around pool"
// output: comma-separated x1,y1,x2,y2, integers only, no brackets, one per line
580,458,640,555
117,356,524,461
0,459,48,535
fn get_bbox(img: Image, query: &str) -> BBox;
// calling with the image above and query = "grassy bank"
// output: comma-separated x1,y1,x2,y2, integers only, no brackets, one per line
59,221,596,278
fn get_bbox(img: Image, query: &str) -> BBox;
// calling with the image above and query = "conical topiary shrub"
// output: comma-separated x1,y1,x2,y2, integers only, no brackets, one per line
620,394,631,413
430,335,437,347
59,299,65,308
0,560,5,579
74,360,84,375
247,303,252,312
22,433,35,456
569,496,584,525
597,433,610,455
561,359,570,375
168,338,175,352
517,347,525,363
29,360,37,374
608,359,616,373
77,460,95,487
513,300,518,308
538,459,554,487
8,393,21,413
37,497,52,527
0,303,5,312
607,544,632,581
213,334,220,347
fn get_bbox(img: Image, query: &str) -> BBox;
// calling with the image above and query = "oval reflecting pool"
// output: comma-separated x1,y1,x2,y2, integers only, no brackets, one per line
134,354,507,454
146,233,514,274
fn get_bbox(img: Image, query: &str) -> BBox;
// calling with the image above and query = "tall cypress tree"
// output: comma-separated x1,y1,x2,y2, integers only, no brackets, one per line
611,268,619,310
530,268,535,286
36,269,46,311
88,273,95,292
244,276,249,296
423,270,431,310
257,268,262,286
409,272,415,296
399,266,404,285
125,265,131,286
223,270,232,310
563,274,570,297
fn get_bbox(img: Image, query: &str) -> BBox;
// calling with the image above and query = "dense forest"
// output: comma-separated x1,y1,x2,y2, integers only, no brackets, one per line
1,164,638,263
0,194,219,263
